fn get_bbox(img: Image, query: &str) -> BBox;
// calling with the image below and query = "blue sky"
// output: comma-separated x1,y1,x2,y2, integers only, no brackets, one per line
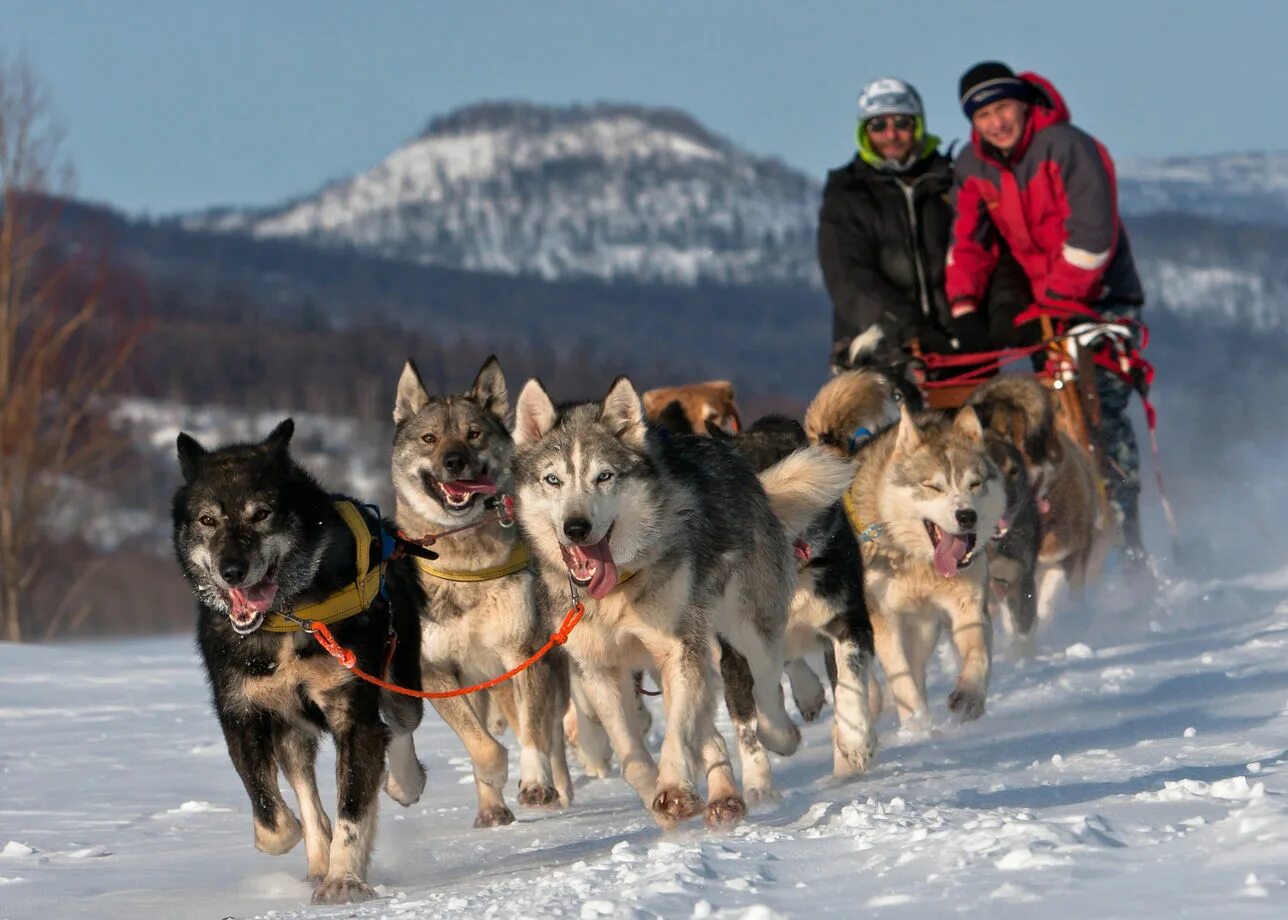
6,0,1285,215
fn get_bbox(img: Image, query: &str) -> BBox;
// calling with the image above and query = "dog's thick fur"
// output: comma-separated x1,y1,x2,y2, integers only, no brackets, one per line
642,380,742,435
848,406,1006,728
172,420,423,904
804,368,905,458
964,378,1045,643
711,416,879,777
966,375,1110,638
385,356,571,828
512,377,849,829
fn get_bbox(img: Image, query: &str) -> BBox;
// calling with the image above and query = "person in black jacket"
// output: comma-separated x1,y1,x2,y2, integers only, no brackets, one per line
819,77,1030,371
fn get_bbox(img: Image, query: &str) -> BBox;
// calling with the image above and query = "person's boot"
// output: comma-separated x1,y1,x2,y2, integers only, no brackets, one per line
1117,494,1154,582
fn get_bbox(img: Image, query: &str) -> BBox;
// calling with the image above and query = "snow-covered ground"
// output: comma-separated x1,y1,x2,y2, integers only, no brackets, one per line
5,560,1288,919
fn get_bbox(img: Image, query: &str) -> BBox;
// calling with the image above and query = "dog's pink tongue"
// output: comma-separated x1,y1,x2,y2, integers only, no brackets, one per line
933,533,969,579
229,582,278,617
442,474,497,500
1038,495,1052,515
562,540,619,599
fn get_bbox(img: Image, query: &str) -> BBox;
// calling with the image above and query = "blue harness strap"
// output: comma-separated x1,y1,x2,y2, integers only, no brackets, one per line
848,426,874,454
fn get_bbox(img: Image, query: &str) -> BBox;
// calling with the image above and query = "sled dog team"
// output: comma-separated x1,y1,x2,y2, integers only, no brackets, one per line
171,355,1113,902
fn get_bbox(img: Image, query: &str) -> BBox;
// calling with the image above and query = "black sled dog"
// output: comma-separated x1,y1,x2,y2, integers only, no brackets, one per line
171,419,423,904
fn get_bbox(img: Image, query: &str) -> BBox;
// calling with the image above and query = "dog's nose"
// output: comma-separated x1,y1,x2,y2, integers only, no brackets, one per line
563,517,592,543
955,509,978,531
220,558,248,585
442,451,468,478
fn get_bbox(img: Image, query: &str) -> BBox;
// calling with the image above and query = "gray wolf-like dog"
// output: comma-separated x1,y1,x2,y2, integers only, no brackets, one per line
511,377,850,829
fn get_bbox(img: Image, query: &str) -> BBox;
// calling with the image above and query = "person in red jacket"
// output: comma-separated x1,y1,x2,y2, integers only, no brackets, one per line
947,61,1149,570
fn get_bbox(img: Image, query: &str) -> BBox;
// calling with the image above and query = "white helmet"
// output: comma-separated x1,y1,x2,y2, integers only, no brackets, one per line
856,77,924,121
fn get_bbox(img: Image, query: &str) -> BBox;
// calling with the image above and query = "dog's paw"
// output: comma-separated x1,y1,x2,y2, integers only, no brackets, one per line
744,786,781,809
833,729,878,777
651,784,703,828
311,875,376,904
253,811,302,855
384,760,427,807
795,687,827,723
705,794,747,829
473,804,516,828
517,782,559,808
947,686,986,721
576,752,614,779
757,718,801,757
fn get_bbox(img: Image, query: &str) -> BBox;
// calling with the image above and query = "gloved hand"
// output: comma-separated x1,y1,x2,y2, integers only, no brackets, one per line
946,309,994,354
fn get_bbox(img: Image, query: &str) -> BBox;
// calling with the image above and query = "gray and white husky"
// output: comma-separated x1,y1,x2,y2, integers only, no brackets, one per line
384,356,572,829
511,376,851,829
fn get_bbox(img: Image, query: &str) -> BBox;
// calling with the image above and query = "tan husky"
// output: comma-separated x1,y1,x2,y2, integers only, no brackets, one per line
387,356,572,828
847,405,1007,727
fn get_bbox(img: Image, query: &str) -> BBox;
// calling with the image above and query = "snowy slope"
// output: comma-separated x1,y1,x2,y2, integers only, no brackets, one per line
1118,151,1288,226
184,102,819,286
5,566,1288,919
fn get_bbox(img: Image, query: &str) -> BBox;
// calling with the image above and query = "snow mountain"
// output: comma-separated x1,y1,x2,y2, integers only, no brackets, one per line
181,102,1288,330
185,101,819,286
1117,150,1288,227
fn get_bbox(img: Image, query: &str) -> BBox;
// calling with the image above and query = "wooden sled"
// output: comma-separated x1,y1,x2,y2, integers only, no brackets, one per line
911,317,1106,472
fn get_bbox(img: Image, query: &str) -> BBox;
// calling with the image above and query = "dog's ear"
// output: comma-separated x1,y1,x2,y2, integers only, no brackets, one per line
471,355,509,421
1033,413,1060,466
655,399,694,436
513,378,557,446
601,377,647,449
954,406,984,444
640,388,668,420
264,418,295,455
893,403,922,454
394,359,430,426
176,432,207,483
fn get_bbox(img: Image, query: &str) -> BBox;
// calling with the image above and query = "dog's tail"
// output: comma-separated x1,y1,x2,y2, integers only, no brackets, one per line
758,446,854,537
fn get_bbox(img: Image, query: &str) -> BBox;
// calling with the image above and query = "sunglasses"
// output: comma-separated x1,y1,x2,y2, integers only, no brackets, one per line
867,115,916,134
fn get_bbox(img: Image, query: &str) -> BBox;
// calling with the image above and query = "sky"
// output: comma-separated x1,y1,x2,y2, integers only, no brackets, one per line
5,0,1287,216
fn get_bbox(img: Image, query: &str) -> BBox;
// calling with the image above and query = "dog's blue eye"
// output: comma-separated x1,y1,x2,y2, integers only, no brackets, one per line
596,470,614,483
544,474,562,487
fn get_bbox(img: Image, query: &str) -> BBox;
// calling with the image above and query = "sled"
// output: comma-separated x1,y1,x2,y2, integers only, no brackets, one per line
910,316,1105,470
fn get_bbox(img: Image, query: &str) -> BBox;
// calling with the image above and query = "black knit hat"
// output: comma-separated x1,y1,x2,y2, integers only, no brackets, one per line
959,61,1031,118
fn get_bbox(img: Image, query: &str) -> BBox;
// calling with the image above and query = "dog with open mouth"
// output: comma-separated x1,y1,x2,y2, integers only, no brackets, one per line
171,419,424,904
966,374,1111,645
384,356,573,829
846,404,1006,729
511,376,851,830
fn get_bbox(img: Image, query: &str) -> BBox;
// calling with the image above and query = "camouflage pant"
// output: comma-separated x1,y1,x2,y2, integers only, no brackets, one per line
1095,304,1142,527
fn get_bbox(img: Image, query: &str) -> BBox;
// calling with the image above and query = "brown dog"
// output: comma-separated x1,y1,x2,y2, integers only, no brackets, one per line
642,380,742,435
966,376,1111,643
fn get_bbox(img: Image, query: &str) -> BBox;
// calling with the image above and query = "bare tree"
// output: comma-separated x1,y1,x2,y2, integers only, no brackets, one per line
0,54,138,642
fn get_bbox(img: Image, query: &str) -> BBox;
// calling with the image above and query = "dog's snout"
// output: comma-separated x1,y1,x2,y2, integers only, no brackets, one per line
563,517,592,543
955,508,978,531
219,558,249,585
442,450,468,478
